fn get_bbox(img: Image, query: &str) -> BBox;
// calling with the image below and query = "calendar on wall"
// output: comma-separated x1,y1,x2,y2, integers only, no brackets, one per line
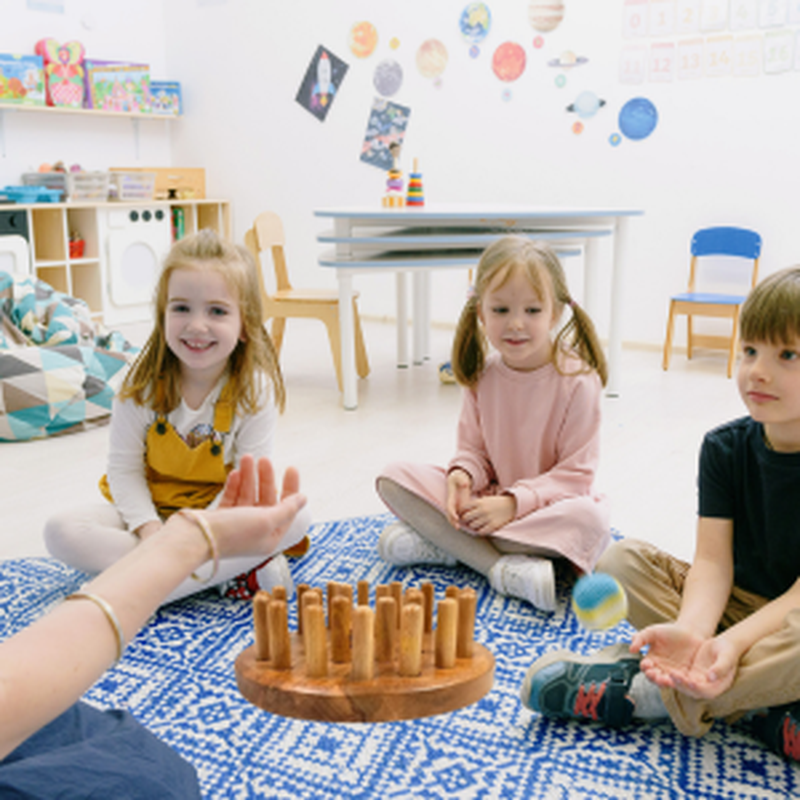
620,0,800,82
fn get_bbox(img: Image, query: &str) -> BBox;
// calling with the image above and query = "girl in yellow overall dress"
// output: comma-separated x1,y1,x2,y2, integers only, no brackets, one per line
44,230,311,603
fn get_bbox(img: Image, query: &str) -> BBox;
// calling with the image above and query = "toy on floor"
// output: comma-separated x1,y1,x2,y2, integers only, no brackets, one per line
406,158,425,206
382,142,405,208
235,580,495,722
571,572,628,631
438,361,456,384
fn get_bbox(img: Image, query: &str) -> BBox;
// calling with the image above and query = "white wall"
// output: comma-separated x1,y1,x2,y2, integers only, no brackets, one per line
6,0,800,372
0,0,172,184
159,0,800,368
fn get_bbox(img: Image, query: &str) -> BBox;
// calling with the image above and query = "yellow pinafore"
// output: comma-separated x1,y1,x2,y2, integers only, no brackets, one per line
100,382,310,556
101,382,234,519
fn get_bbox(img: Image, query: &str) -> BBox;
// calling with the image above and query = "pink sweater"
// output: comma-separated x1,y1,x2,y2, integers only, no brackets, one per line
448,353,602,520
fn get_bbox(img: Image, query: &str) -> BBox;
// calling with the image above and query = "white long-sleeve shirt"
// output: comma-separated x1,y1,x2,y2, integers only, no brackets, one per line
105,375,276,532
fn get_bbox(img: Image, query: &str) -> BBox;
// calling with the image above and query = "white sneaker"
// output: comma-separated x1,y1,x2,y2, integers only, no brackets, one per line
256,553,295,598
488,555,556,611
377,521,458,566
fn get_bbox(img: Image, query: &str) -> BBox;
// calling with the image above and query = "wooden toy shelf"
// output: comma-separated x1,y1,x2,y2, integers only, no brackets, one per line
1,199,230,321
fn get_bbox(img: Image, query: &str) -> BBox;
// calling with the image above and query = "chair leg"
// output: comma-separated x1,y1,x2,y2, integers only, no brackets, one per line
727,311,740,379
322,316,344,392
353,300,370,379
662,303,676,371
270,318,286,357
686,315,693,360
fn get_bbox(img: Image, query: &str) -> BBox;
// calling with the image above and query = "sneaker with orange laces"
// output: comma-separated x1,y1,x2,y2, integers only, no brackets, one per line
520,643,641,728
752,702,800,761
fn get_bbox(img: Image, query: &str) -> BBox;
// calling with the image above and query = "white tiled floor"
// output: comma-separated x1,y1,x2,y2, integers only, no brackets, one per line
0,318,746,564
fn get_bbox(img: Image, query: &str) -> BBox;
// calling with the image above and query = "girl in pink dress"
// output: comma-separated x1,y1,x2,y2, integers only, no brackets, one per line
376,236,610,611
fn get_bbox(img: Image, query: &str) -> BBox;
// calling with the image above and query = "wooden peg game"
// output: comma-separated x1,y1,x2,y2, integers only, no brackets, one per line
235,580,494,723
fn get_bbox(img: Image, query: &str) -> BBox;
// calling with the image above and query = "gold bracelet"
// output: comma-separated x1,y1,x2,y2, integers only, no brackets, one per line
178,509,220,583
65,591,125,665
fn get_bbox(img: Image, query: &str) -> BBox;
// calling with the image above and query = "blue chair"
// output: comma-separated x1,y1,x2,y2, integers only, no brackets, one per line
662,226,762,378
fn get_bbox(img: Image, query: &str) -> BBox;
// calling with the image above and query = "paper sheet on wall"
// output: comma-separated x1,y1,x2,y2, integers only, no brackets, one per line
359,98,411,170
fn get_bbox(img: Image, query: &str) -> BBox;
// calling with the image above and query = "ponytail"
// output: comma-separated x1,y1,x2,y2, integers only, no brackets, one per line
451,295,486,387
554,300,608,387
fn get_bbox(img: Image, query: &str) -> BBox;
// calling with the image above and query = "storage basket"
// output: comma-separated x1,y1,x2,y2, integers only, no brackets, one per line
22,172,67,200
2,185,61,203
109,171,156,202
66,172,111,202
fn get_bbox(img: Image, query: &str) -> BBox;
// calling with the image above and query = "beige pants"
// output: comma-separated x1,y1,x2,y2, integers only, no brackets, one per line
597,539,800,737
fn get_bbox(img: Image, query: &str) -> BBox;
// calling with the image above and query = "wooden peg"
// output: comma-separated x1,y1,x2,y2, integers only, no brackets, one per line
357,580,370,606
267,599,291,670
303,603,327,678
376,596,397,662
399,603,423,677
404,587,423,607
272,585,287,602
457,588,477,659
375,584,391,602
326,582,337,628
331,594,352,664
421,582,435,633
351,605,375,681
445,585,460,600
296,584,309,634
391,582,403,627
435,597,458,669
253,591,270,661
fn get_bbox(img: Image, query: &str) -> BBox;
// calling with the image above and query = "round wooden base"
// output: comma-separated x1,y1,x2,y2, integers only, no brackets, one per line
235,633,495,723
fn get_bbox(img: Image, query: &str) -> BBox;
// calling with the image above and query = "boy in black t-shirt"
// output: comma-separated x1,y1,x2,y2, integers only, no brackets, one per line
520,267,800,762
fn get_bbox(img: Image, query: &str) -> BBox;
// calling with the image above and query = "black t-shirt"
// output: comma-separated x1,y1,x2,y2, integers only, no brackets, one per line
698,416,800,599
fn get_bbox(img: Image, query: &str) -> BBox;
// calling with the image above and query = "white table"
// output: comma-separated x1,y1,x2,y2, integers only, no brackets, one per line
315,206,643,410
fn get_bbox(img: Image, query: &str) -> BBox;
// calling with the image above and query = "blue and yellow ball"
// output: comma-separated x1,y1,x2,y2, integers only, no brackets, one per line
571,572,628,630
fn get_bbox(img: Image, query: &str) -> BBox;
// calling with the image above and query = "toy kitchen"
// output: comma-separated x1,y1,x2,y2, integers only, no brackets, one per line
0,167,230,326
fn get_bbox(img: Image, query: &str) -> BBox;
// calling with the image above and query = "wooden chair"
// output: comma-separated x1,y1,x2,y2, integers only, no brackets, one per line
662,226,762,378
245,211,369,391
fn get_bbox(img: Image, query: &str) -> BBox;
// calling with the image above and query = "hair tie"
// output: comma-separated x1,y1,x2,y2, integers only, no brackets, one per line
567,298,577,309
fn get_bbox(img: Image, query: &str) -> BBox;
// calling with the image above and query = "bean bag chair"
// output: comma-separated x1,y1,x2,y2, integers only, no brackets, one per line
0,271,137,441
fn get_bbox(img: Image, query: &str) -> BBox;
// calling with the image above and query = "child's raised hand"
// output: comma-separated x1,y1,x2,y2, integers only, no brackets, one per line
630,623,704,689
663,636,739,700
445,468,473,527
460,495,516,535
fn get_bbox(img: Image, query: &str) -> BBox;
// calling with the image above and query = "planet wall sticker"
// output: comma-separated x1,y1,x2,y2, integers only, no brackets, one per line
460,2,491,57
549,51,588,69
567,91,605,120
374,59,403,97
492,41,526,82
349,21,378,59
529,0,565,33
417,39,449,80
618,97,658,141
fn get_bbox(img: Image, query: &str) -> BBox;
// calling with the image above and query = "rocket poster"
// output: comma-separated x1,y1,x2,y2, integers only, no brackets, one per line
295,45,349,122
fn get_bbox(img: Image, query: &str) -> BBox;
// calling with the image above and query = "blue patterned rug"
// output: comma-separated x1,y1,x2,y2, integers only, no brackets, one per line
0,514,796,799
